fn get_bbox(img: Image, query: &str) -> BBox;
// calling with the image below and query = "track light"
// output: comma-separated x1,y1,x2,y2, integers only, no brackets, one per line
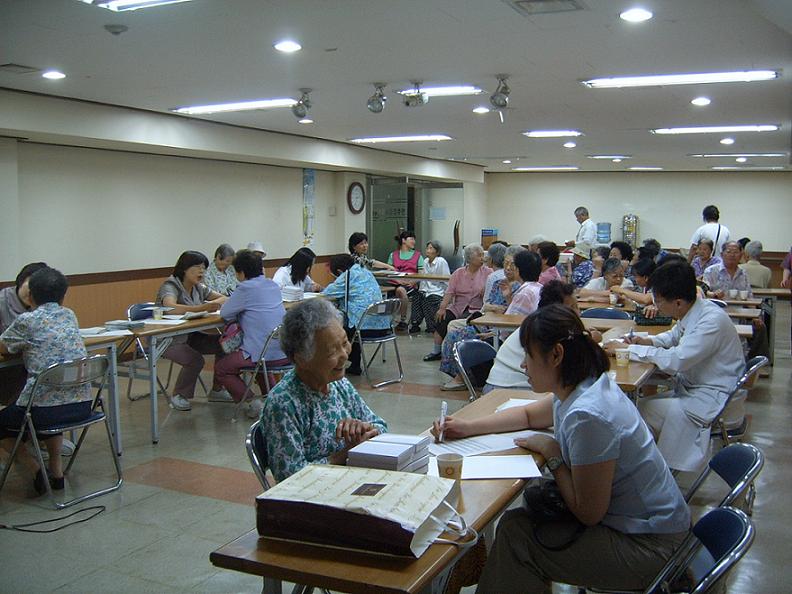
490,75,510,109
367,84,387,113
291,88,312,119
402,81,429,107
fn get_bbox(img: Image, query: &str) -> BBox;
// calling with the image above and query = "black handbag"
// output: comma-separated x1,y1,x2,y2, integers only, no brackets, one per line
522,478,586,550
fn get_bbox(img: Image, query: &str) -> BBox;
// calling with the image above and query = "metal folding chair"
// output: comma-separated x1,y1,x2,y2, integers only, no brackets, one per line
0,354,123,509
354,299,404,388
685,443,764,515
233,325,293,420
453,339,497,402
123,302,175,401
710,356,768,446
579,307,632,320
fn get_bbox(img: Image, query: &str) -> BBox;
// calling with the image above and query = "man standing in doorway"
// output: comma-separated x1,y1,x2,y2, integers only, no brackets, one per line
566,206,596,250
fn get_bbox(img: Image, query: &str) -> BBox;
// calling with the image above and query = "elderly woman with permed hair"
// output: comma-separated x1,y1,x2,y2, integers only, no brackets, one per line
261,298,388,482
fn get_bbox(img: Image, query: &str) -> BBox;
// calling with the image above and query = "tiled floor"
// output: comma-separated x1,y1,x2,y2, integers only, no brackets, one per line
1,304,790,593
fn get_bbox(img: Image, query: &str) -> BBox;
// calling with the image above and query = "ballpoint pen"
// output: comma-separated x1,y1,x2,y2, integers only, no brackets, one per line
438,400,448,443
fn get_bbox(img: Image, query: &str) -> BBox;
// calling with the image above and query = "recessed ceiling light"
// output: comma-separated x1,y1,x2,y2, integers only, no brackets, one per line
652,125,779,135
512,166,579,171
472,106,491,114
582,70,778,89
689,152,787,158
712,166,785,171
691,96,711,106
42,70,66,80
720,137,735,145
619,8,653,22
172,98,297,115
523,130,583,138
629,166,664,171
587,155,632,160
274,40,302,53
348,134,453,144
735,157,748,163
502,160,512,164
563,141,577,149
93,0,194,11
298,118,314,124
612,158,622,163
397,86,482,97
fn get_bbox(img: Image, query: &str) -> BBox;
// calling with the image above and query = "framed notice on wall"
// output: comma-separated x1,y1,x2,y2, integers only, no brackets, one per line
481,228,499,249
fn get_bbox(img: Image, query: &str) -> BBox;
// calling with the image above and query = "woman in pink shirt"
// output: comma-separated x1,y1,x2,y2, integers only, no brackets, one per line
537,241,561,285
423,244,492,361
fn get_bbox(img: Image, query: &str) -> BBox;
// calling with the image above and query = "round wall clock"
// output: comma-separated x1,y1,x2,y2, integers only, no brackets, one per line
347,182,366,214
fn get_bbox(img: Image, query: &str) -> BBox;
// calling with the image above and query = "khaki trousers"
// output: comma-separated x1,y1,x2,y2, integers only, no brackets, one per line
476,508,686,594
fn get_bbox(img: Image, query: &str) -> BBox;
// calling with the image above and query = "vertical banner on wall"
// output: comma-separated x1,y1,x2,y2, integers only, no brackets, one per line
302,168,316,247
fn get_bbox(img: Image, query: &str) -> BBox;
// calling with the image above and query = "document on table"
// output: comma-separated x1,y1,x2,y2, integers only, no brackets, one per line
428,429,551,457
495,398,537,412
142,318,187,325
80,328,133,337
428,455,542,480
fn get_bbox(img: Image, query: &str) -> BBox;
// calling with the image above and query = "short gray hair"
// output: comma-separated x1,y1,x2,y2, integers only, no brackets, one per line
279,298,341,362
528,234,548,246
602,257,623,276
426,239,442,255
463,243,484,264
505,244,527,260
574,206,589,217
487,243,507,268
745,240,763,260
214,243,235,259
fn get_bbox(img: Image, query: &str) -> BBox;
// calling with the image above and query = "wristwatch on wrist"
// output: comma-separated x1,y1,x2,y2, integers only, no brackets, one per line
546,456,564,472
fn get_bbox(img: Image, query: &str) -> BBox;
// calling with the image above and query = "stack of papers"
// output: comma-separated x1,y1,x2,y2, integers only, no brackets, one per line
428,455,541,480
80,327,133,337
105,320,145,330
348,434,431,473
282,287,304,302
428,429,551,457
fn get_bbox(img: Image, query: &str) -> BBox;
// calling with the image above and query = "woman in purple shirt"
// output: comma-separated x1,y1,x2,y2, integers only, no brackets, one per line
214,250,288,419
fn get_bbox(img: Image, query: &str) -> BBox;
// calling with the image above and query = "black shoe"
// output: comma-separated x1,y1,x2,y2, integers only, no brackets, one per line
346,366,362,376
395,322,408,332
423,352,441,362
33,469,48,496
50,475,65,491
409,325,422,334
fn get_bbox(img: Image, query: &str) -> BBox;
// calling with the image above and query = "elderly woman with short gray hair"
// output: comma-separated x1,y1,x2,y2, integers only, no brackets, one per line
205,243,238,295
578,257,634,302
261,298,387,481
423,244,492,361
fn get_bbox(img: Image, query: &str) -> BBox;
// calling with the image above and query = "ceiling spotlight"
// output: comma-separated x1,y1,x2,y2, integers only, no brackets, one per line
291,88,312,119
619,8,653,22
563,141,577,149
366,84,387,114
735,157,747,163
691,96,711,106
502,159,512,164
42,70,66,80
473,106,490,114
490,75,510,109
298,118,314,124
402,81,428,107
720,137,735,145
274,40,301,53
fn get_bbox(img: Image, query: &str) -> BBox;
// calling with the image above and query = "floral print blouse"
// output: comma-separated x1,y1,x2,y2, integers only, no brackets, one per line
204,262,238,296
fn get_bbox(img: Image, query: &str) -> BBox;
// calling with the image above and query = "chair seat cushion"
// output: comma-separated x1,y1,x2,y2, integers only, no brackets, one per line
38,411,106,434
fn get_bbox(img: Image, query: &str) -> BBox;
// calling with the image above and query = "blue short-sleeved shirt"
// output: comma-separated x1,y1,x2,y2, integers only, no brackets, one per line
553,374,690,534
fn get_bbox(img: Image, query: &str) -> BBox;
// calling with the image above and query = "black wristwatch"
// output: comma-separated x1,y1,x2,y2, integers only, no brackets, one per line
546,456,564,472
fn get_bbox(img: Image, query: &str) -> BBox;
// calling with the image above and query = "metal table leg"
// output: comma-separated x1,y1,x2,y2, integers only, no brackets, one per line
106,342,123,455
148,335,160,444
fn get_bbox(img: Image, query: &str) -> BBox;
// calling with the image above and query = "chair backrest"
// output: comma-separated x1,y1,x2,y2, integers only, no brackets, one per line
685,443,764,507
579,307,632,320
453,339,497,402
128,302,155,321
709,298,728,308
709,356,768,430
257,325,283,363
29,355,109,410
359,298,401,328
246,420,272,490
644,507,754,594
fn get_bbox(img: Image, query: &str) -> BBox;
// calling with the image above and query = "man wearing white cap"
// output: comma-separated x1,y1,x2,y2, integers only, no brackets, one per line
247,241,266,258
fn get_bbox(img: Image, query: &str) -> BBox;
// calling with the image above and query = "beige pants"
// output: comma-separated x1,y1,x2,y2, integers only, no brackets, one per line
476,508,686,594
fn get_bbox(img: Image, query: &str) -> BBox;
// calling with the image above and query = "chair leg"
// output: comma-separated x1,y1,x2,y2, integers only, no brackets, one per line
26,426,57,508
0,424,28,492
746,482,756,516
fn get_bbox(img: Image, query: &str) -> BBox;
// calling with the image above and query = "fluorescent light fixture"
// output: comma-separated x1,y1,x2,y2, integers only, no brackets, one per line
173,98,297,115
612,159,623,163
720,137,735,145
652,125,779,135
42,70,66,80
587,154,631,160
712,166,785,171
298,118,314,124
274,40,301,53
95,0,193,11
691,96,711,106
735,157,748,163
523,130,583,138
620,8,653,22
690,153,787,158
472,106,491,114
629,166,663,171
502,160,512,164
398,85,482,97
512,166,579,171
563,141,577,148
349,134,453,144
583,70,778,89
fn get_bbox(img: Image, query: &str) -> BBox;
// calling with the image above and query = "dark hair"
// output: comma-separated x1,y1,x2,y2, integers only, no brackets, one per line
697,238,714,251
702,205,720,222
657,253,687,266
426,240,442,255
602,257,624,277
394,230,416,247
637,245,659,261
172,251,209,281
519,304,609,388
287,247,316,285
329,253,355,276
538,280,575,309
632,258,656,279
348,232,368,253
491,240,509,247
214,244,234,260
594,246,611,260
737,237,750,250
28,267,68,305
514,251,541,283
648,260,697,302
537,241,560,267
610,241,634,262
15,262,48,291
643,238,662,253
232,249,263,279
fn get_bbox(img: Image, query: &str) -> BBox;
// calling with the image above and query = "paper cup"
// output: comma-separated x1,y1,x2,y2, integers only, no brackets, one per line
615,348,630,367
436,453,464,482
728,289,738,299
739,290,749,300
152,307,164,320
609,293,618,305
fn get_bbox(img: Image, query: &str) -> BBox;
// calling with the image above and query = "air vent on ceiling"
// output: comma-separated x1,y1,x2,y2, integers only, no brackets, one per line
0,63,40,75
503,0,587,16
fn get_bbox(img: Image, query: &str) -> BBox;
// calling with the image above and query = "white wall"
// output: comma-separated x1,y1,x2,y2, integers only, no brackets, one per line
482,172,792,251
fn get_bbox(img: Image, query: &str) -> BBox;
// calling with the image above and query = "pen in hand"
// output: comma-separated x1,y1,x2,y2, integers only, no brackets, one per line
438,400,448,443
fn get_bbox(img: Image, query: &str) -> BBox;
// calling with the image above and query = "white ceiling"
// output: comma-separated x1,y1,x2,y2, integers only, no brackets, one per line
1,0,791,172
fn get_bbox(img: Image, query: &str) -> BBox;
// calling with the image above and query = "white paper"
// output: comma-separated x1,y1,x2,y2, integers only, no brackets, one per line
142,318,187,325
100,329,133,336
428,455,542,480
80,327,107,336
428,429,550,457
495,398,537,412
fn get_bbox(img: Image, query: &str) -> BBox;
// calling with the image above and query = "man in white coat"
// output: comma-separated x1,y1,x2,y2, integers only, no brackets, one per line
566,206,597,250
605,260,744,471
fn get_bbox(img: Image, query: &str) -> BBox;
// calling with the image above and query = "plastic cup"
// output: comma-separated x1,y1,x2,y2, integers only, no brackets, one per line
728,289,738,299
609,293,618,305
152,307,164,321
615,348,630,367
739,290,749,300
436,453,464,483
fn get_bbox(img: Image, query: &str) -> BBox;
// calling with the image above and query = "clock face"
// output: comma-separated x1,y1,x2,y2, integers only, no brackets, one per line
348,182,365,214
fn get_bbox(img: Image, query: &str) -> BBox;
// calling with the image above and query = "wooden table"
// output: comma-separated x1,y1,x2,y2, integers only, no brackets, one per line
722,298,762,308
210,390,538,594
373,272,451,282
724,307,762,320
577,300,636,313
